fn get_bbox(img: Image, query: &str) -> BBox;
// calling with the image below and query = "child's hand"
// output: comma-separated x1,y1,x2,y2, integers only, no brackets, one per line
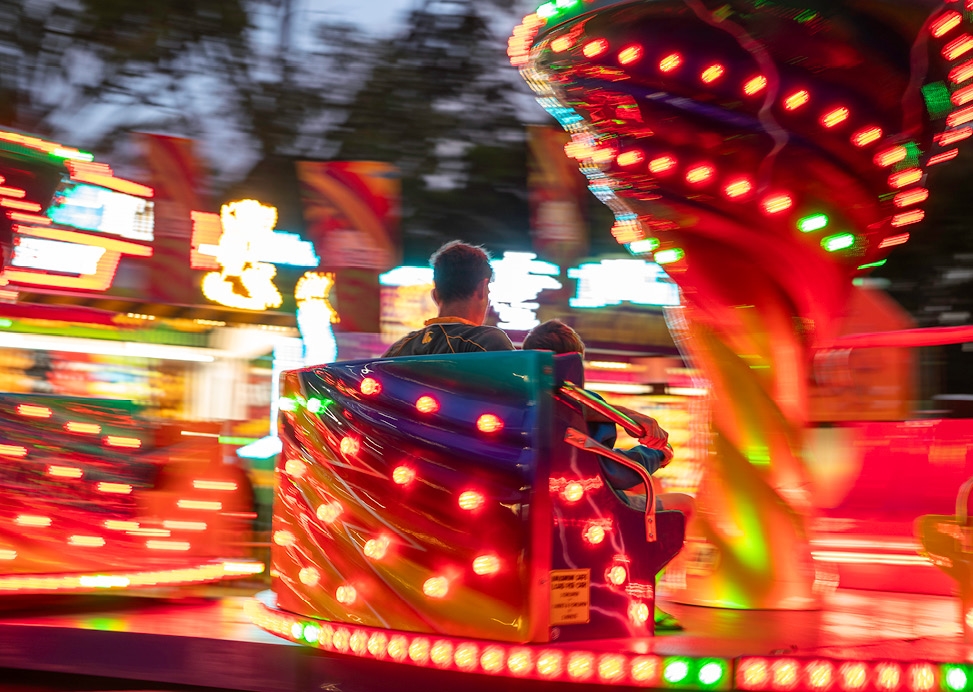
616,406,674,466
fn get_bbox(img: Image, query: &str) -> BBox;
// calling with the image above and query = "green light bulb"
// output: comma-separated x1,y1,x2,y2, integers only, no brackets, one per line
655,248,685,265
822,233,854,252
664,659,691,684
798,213,829,232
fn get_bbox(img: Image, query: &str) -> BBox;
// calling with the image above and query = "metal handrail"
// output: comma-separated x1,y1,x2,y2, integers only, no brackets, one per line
564,427,658,543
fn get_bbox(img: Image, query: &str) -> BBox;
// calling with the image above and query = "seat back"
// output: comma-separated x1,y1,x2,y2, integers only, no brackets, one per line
271,351,683,643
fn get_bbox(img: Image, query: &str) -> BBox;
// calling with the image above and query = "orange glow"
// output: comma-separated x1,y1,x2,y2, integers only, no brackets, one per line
97,482,133,495
65,421,100,434
879,233,910,249
472,553,500,575
686,164,715,184
852,126,883,147
0,186,26,198
364,535,391,559
1,198,42,211
360,377,382,395
430,640,453,667
598,654,625,682
15,515,51,527
632,656,661,684
894,188,929,207
507,649,533,676
422,576,449,598
480,646,504,673
724,177,754,199
907,664,936,692
16,404,51,418
453,642,478,671
177,499,222,510
65,161,153,197
392,465,416,485
889,168,923,188
840,662,869,691
163,520,207,531
104,435,141,449
284,458,305,478
550,36,573,53
567,652,594,680
874,146,907,167
273,530,296,547
0,444,27,457
192,479,237,491
591,147,614,164
4,226,151,292
743,75,768,96
783,90,810,110
649,155,677,174
582,39,608,58
618,45,642,65
476,413,503,433
562,481,584,502
739,658,770,689
584,523,607,544
952,84,973,106
892,210,925,227
943,34,973,60
408,638,430,664
48,465,83,479
340,436,360,456
146,540,190,551
937,127,973,147
761,193,793,214
458,490,485,510
316,501,343,523
950,59,973,83
931,10,963,38
616,150,644,167
537,650,564,678
701,64,725,83
607,565,627,585
415,395,440,414
659,53,682,73
821,107,850,128
875,663,902,691
947,103,973,127
104,520,139,530
807,660,834,690
772,659,800,690
628,601,650,625
69,535,105,547
929,148,959,165
8,212,51,225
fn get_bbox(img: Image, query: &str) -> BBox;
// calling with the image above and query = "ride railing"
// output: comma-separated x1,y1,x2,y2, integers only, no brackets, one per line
270,350,685,643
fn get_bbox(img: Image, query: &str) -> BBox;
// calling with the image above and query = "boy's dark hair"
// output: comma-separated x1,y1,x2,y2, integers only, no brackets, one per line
522,319,586,357
430,241,493,303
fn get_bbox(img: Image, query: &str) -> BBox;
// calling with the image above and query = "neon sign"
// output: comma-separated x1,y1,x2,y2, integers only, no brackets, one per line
489,252,562,330
568,258,679,308
295,272,338,366
48,183,154,241
200,200,284,311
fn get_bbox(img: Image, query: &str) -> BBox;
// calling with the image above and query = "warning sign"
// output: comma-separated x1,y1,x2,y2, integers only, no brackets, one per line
550,569,590,625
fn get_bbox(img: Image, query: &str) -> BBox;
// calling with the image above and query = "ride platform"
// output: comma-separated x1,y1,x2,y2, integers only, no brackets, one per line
0,587,965,692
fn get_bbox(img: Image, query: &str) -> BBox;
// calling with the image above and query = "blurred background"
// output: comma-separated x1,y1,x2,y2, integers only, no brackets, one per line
0,0,971,577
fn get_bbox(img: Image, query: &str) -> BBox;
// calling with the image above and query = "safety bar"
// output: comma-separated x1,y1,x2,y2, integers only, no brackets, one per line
564,427,657,542
559,381,644,438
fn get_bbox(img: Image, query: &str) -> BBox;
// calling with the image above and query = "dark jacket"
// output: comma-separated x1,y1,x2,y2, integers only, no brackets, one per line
383,318,514,357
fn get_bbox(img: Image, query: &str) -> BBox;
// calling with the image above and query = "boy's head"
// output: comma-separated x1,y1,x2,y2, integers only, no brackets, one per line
430,241,494,304
522,319,585,357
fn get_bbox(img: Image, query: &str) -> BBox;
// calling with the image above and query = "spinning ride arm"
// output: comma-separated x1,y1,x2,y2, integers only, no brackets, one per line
512,0,973,608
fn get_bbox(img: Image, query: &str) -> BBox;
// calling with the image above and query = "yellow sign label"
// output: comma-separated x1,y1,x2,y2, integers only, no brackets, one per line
549,569,590,625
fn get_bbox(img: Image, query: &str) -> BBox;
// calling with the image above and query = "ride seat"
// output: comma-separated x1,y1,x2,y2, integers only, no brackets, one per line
272,350,685,644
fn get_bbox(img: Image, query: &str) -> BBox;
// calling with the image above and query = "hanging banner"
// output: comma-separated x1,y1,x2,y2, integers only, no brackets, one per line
136,133,208,304
295,162,401,272
527,125,589,267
